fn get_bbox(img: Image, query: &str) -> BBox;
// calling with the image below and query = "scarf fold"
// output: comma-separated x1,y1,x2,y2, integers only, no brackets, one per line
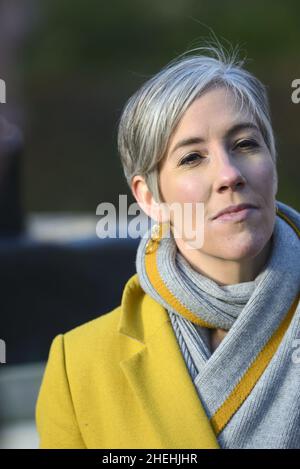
135,199,300,448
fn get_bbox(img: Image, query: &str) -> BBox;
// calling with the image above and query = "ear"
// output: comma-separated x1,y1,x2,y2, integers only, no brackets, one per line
131,175,168,223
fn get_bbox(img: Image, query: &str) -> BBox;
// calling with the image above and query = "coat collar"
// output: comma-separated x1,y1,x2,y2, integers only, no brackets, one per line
118,273,170,344
117,274,219,449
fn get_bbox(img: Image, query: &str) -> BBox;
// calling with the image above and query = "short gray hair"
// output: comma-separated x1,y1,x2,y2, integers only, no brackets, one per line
117,45,276,203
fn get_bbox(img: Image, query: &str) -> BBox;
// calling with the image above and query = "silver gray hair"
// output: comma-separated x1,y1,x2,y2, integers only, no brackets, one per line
117,45,276,203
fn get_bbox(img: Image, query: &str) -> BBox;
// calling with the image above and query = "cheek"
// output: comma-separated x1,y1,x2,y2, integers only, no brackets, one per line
248,159,276,198
161,172,208,204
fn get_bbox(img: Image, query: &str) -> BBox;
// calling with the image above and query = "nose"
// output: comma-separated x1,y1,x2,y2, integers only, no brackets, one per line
212,147,246,193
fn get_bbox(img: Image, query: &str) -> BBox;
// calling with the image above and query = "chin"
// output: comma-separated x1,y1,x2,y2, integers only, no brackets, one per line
216,231,271,261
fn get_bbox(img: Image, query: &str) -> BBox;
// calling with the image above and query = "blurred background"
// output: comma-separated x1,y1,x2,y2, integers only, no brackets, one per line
0,0,299,449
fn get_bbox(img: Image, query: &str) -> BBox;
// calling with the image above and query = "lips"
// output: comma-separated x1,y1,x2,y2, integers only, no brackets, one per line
212,203,257,220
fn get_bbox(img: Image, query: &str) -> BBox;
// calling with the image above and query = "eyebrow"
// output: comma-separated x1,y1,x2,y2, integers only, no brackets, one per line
170,122,260,156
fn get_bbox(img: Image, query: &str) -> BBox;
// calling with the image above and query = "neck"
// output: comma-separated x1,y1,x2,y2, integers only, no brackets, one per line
174,236,273,286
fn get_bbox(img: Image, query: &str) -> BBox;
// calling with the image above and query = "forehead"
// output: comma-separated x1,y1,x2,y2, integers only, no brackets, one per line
174,87,255,137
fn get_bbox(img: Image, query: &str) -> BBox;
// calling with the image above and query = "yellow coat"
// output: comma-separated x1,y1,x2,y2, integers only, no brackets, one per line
36,273,219,449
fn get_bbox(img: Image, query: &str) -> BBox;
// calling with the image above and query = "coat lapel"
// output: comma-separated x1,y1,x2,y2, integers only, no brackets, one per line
118,274,219,449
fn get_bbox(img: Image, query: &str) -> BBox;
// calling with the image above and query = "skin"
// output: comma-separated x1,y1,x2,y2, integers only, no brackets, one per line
132,86,278,350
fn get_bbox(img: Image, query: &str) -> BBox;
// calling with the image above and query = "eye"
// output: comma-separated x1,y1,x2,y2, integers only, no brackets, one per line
179,152,204,166
234,139,259,150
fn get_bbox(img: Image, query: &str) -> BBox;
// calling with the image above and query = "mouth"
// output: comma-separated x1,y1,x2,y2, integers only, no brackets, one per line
212,204,258,222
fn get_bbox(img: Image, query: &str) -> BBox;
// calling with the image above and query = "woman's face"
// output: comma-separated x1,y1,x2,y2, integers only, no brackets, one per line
158,86,277,261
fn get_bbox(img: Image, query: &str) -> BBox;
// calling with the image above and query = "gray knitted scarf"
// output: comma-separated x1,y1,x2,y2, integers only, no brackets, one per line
136,200,300,448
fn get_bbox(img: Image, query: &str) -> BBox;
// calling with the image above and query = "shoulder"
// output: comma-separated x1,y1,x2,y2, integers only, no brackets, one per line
64,304,122,352
59,303,124,377
44,272,166,379
58,273,145,369
63,273,141,349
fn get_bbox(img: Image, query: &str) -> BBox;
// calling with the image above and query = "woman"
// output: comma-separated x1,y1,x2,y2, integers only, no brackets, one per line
36,45,300,449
